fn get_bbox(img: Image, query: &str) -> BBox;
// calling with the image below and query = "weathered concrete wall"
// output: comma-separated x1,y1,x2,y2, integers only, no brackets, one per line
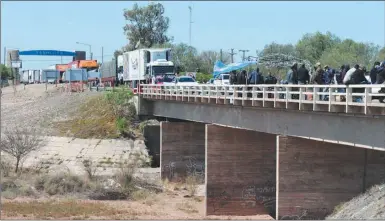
277,136,385,220
143,124,160,167
147,100,385,150
160,122,205,182
206,125,276,217
364,150,385,189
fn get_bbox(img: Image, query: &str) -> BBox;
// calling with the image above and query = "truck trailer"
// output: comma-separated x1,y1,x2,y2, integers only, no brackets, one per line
122,48,174,87
41,69,60,84
20,70,29,84
99,60,117,83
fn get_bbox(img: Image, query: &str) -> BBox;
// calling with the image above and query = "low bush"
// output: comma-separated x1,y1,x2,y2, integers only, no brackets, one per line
34,173,90,195
185,175,199,196
0,157,13,177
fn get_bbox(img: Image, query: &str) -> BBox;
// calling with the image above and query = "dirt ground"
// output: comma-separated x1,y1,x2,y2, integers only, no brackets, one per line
1,195,206,220
1,191,272,220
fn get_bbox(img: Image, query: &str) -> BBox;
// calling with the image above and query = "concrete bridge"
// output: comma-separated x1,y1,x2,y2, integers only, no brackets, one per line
136,84,385,220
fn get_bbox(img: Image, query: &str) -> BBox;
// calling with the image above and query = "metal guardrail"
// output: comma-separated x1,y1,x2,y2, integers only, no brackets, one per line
140,84,385,115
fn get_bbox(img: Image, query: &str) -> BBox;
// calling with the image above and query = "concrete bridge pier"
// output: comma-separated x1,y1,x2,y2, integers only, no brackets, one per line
205,125,277,218
160,121,206,183
277,136,385,220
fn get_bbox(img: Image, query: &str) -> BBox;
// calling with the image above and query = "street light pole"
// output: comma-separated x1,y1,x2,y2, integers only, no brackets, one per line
76,42,92,60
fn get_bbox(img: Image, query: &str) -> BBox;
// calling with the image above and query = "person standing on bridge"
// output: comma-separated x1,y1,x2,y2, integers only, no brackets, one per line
297,63,310,85
370,61,381,84
230,71,237,85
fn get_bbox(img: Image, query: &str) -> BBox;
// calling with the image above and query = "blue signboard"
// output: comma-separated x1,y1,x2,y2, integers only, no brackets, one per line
19,50,76,56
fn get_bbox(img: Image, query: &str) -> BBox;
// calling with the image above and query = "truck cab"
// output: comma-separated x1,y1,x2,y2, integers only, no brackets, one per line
146,59,175,81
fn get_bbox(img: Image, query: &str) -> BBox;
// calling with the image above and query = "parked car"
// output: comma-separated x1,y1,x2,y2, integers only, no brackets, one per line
173,76,199,86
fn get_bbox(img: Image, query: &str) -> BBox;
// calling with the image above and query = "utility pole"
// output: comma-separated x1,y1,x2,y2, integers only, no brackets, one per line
220,49,223,62
229,49,236,63
188,5,193,47
3,47,6,65
239,49,249,61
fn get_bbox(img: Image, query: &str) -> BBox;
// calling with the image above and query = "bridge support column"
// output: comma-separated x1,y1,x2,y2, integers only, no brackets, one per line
160,122,205,183
205,125,276,217
277,136,385,220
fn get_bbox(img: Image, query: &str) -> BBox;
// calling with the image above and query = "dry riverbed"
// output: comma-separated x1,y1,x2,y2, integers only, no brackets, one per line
1,84,273,220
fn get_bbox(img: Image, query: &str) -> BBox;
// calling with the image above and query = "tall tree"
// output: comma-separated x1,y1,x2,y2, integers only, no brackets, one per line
123,3,172,50
199,50,230,74
261,42,297,57
170,43,202,72
295,31,341,64
375,47,385,63
319,39,379,68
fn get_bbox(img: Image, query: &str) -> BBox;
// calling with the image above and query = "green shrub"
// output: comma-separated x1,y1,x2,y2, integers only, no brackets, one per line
116,117,128,134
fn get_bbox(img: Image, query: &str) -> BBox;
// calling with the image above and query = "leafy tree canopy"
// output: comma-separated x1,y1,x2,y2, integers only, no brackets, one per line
123,3,172,51
0,64,11,79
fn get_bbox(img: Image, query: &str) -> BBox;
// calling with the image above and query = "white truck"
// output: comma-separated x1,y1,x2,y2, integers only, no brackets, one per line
213,73,230,85
122,48,174,86
28,70,40,84
20,70,29,84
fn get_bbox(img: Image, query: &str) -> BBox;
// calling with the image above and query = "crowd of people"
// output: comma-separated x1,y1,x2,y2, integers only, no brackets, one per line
226,60,385,103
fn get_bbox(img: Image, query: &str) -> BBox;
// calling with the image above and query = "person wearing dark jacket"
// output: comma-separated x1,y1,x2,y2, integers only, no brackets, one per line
375,63,385,103
370,61,381,84
350,68,370,102
340,64,350,83
237,70,247,85
236,70,247,98
297,64,309,84
230,71,237,85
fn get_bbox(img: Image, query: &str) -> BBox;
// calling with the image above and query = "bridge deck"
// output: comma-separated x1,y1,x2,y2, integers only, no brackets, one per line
141,84,385,116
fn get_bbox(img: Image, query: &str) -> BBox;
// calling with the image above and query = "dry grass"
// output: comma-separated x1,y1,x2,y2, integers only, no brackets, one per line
34,173,91,196
185,175,199,196
1,200,125,219
54,89,141,139
55,96,119,139
176,201,199,214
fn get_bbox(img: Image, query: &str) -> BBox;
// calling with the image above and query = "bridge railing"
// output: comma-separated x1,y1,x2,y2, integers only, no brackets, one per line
140,84,385,115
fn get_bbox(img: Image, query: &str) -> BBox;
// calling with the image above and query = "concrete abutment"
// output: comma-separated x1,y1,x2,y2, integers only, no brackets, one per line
277,136,385,220
160,121,206,183
205,125,277,217
158,120,385,220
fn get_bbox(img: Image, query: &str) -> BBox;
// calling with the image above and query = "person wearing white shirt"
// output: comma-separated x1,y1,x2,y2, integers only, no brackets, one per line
343,64,359,84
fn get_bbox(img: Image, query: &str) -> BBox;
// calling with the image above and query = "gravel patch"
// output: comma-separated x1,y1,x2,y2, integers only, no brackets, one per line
1,84,99,135
326,184,385,219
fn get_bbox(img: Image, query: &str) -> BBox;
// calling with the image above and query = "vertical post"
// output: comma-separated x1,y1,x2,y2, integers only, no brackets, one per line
101,47,104,64
69,69,72,94
3,47,6,65
229,49,236,63
220,49,223,62
90,45,93,60
188,5,192,47
82,69,84,92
